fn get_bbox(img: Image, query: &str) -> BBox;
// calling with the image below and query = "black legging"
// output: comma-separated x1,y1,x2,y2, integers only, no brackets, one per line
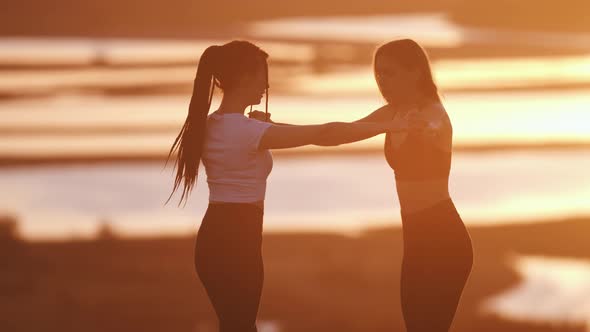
194,203,264,332
400,198,473,332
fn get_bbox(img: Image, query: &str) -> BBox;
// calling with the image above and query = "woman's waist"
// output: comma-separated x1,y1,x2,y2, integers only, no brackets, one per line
396,178,451,215
207,177,268,186
199,202,265,238
385,145,451,179
208,179,267,201
209,200,264,210
390,158,451,179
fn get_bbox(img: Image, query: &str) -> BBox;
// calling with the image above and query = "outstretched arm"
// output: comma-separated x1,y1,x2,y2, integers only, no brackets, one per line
258,118,410,150
249,105,392,127
312,105,396,146
251,105,395,146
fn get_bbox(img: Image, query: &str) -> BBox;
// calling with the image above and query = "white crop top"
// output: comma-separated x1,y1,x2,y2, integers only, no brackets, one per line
202,111,273,203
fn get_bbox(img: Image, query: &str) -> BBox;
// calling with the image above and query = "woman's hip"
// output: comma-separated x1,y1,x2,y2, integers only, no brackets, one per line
195,202,264,260
401,199,472,252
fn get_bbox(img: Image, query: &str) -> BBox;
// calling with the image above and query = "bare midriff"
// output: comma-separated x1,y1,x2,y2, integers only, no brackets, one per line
395,177,450,215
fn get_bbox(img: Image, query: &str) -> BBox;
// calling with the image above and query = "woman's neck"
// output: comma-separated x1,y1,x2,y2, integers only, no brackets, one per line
217,93,249,115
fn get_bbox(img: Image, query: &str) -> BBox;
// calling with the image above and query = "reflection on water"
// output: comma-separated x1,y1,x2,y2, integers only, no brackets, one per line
0,38,314,66
0,66,197,93
291,55,590,94
0,13,461,68
247,12,590,51
482,255,590,329
0,90,589,158
2,13,590,242
3,52,590,95
0,150,589,240
434,55,590,89
246,13,464,47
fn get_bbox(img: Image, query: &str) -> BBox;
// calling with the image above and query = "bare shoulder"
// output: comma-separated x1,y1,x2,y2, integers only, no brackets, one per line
415,102,453,151
420,103,452,130
422,102,448,118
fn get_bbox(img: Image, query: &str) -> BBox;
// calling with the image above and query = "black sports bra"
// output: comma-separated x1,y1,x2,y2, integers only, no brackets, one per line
384,107,452,181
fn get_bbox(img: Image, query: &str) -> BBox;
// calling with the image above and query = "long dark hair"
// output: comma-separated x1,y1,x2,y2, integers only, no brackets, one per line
165,41,269,206
374,39,440,106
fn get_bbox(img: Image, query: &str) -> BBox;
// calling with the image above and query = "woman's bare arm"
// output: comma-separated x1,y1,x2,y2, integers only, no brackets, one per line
250,105,392,127
258,119,409,150
311,105,396,146
253,105,421,149
310,105,401,146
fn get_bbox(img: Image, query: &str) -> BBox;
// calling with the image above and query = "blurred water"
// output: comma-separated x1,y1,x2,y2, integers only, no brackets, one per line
246,13,463,47
0,150,589,240
1,90,589,159
482,255,590,329
0,14,459,68
0,38,314,66
248,13,590,51
2,52,590,95
2,13,590,240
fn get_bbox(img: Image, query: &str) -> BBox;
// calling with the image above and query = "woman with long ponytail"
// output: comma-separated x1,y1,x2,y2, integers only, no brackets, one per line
166,45,218,206
166,40,419,332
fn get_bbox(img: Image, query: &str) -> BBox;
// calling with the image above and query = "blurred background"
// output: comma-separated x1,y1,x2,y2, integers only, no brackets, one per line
1,1,590,331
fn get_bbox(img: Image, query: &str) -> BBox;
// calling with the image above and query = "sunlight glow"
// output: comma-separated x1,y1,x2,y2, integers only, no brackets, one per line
483,256,590,328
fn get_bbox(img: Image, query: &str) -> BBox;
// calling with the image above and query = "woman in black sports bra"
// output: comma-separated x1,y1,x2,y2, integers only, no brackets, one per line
249,38,472,332
374,39,473,332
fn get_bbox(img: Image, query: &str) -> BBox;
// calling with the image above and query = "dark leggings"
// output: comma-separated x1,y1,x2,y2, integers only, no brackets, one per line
400,199,474,332
194,203,264,332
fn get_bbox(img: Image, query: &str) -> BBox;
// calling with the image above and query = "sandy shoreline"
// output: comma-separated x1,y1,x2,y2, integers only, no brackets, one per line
3,215,589,331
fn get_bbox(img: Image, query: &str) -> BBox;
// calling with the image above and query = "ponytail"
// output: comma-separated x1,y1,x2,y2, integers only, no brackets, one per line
165,45,218,206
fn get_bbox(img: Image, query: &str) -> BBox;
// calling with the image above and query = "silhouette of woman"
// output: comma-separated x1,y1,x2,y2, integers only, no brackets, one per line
369,39,474,332
165,40,412,332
